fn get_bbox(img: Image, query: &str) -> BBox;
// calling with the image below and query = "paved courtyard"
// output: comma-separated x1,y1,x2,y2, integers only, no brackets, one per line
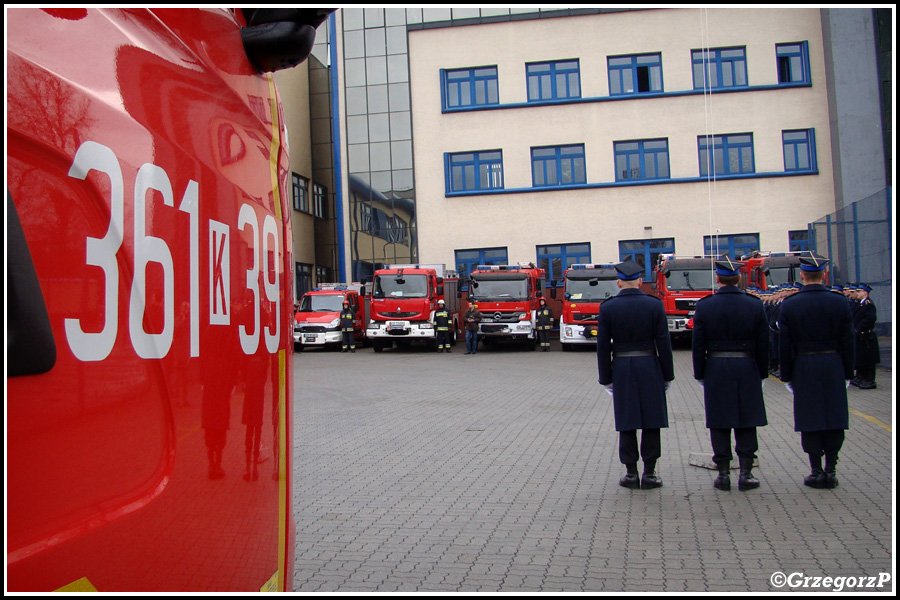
291,339,893,593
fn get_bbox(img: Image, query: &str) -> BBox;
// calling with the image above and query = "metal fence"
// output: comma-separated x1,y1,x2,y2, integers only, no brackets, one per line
810,187,892,367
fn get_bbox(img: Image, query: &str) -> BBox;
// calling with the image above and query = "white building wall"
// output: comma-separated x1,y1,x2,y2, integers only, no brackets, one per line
408,8,836,268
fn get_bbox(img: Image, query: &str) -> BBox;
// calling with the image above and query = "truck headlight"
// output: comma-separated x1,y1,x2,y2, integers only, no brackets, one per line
329,318,341,329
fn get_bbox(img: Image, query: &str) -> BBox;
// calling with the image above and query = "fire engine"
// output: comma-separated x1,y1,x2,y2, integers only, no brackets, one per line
365,264,461,352
7,7,332,592
741,251,829,289
651,254,717,335
467,263,547,350
294,284,367,351
554,264,619,349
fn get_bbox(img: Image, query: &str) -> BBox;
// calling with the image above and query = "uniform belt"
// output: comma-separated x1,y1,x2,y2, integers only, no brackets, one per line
614,350,655,358
708,351,753,359
797,350,838,356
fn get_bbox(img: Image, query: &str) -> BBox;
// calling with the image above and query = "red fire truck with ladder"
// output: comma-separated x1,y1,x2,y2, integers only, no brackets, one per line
651,254,717,336
554,264,619,350
467,263,547,350
365,264,460,352
7,7,333,592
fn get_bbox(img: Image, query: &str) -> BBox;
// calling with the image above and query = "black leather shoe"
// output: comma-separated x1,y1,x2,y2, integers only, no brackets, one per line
824,471,839,489
738,471,760,491
641,472,663,489
619,463,640,489
858,380,876,389
714,472,731,491
804,469,826,489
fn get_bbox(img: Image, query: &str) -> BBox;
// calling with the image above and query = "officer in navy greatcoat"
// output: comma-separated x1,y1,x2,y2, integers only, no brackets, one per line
777,255,854,489
851,283,880,389
692,257,768,491
597,260,674,490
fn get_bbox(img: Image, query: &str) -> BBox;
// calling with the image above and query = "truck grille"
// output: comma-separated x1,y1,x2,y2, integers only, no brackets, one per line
674,298,698,311
377,311,419,319
297,325,327,333
483,311,520,323
572,313,598,322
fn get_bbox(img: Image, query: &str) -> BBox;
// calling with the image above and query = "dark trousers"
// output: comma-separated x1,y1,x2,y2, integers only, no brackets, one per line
619,429,661,465
710,427,758,465
341,330,355,350
436,330,451,349
801,430,845,464
537,328,550,348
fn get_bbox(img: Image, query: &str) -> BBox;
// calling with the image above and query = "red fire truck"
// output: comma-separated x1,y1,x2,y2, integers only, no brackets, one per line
741,251,828,289
366,264,461,352
7,7,332,592
467,263,547,350
294,284,367,351
555,264,619,350
651,254,717,335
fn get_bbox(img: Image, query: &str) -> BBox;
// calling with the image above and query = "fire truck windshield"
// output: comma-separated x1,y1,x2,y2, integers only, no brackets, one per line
373,274,429,298
764,266,796,287
564,276,618,302
469,276,528,301
665,268,715,291
300,294,345,313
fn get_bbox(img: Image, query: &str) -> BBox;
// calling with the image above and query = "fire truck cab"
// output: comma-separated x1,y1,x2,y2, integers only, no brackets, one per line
468,263,547,350
294,284,366,351
742,251,828,290
652,254,717,334
554,264,618,349
366,264,460,352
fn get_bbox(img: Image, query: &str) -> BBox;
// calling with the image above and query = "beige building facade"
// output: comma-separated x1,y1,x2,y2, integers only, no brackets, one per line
408,8,837,280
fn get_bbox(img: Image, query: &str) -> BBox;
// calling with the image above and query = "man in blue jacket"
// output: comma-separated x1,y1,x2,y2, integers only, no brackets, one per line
597,260,674,489
778,255,854,489
692,257,769,491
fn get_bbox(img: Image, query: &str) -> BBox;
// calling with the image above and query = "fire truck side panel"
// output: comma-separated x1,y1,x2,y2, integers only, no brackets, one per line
7,8,296,592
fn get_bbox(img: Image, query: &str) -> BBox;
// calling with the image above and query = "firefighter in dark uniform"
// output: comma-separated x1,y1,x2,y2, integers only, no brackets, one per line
434,299,452,353
778,255,854,489
692,257,769,491
340,300,356,353
851,283,880,389
535,297,553,351
597,260,674,489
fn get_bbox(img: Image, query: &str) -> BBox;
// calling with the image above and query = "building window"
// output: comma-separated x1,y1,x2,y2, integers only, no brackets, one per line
614,139,670,181
698,133,755,176
442,66,499,109
608,53,663,95
531,145,586,187
293,173,309,213
704,233,759,259
619,238,675,280
789,230,810,252
692,47,747,90
447,150,504,192
776,42,810,84
296,262,313,299
526,60,581,102
313,183,327,218
456,247,508,289
315,265,331,285
537,243,590,285
782,129,815,171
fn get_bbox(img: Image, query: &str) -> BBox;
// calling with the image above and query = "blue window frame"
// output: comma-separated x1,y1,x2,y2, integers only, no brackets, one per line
531,145,586,187
526,60,581,102
447,150,504,192
614,139,670,181
537,243,591,285
776,42,810,84
608,53,663,95
692,47,747,90
698,133,755,176
456,247,508,289
782,129,816,171
443,66,499,109
789,230,810,253
619,238,675,280
704,233,759,259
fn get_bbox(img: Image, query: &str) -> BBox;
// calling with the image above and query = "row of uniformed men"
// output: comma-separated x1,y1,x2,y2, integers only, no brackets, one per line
596,254,856,493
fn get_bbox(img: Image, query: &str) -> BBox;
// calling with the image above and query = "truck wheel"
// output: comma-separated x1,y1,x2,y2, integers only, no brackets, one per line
372,340,385,352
